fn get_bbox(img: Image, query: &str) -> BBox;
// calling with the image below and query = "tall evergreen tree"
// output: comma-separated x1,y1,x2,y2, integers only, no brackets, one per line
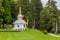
28,1,34,28
31,0,43,29
2,0,12,28
57,10,60,27
40,7,50,30
46,0,58,32
0,0,4,28
10,0,18,23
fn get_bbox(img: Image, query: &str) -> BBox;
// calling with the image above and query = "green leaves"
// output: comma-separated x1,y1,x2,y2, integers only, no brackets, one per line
31,0,43,29
39,0,58,32
3,0,12,24
0,0,59,30
0,0,4,26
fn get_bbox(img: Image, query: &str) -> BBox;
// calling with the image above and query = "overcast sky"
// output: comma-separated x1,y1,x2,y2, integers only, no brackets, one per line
41,0,60,9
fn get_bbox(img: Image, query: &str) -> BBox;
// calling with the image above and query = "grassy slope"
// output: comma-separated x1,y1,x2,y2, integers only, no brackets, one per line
0,29,60,40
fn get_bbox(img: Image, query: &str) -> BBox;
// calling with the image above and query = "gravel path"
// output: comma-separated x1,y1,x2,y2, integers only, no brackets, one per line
48,33,60,38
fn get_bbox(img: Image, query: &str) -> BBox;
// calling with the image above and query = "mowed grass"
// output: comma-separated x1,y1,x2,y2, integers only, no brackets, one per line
0,29,60,40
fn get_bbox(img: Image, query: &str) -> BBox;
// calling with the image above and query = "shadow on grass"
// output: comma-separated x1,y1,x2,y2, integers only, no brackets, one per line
0,29,21,32
0,30,21,32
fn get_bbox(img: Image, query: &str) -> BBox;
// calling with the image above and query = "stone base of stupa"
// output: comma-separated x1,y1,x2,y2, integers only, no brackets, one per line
12,27,25,31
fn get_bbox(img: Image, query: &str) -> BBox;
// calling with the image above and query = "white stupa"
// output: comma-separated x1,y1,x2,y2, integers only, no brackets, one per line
13,7,27,31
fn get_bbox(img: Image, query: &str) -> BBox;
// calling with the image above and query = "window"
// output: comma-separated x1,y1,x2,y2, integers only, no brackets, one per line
18,25,19,27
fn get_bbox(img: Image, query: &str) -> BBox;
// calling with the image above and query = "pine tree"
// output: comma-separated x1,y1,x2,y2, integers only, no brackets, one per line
57,10,60,27
46,0,58,32
0,0,4,28
40,7,49,30
2,0,12,28
10,0,18,23
31,0,43,29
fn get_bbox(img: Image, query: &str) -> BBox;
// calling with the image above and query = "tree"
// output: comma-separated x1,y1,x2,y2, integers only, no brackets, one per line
2,0,12,28
0,0,4,28
57,10,60,27
10,0,19,23
18,0,34,28
28,0,34,28
40,7,50,30
46,0,58,32
31,0,43,29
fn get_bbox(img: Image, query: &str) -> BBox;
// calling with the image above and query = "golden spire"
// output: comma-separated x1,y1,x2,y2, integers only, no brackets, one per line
19,7,21,14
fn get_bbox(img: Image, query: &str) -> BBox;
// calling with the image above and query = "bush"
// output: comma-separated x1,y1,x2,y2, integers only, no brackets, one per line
43,30,48,34
7,25,13,29
51,29,56,34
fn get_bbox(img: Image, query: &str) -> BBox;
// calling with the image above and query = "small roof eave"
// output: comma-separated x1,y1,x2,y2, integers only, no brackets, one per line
13,19,26,24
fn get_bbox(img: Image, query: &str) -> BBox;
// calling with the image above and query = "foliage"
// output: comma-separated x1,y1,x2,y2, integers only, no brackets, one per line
31,0,43,29
10,0,19,22
48,0,58,32
40,7,50,30
0,0,60,33
3,0,12,24
0,0,4,27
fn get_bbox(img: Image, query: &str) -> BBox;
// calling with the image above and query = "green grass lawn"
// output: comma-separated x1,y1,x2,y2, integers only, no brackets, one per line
0,29,60,40
57,34,60,36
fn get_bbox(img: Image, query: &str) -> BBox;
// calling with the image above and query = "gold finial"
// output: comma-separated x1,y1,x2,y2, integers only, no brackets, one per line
19,7,21,14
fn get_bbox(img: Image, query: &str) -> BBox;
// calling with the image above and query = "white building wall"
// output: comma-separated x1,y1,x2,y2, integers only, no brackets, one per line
13,24,25,30
13,25,18,30
19,24,25,30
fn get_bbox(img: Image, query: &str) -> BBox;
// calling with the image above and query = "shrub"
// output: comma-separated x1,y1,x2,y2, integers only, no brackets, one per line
43,30,48,34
